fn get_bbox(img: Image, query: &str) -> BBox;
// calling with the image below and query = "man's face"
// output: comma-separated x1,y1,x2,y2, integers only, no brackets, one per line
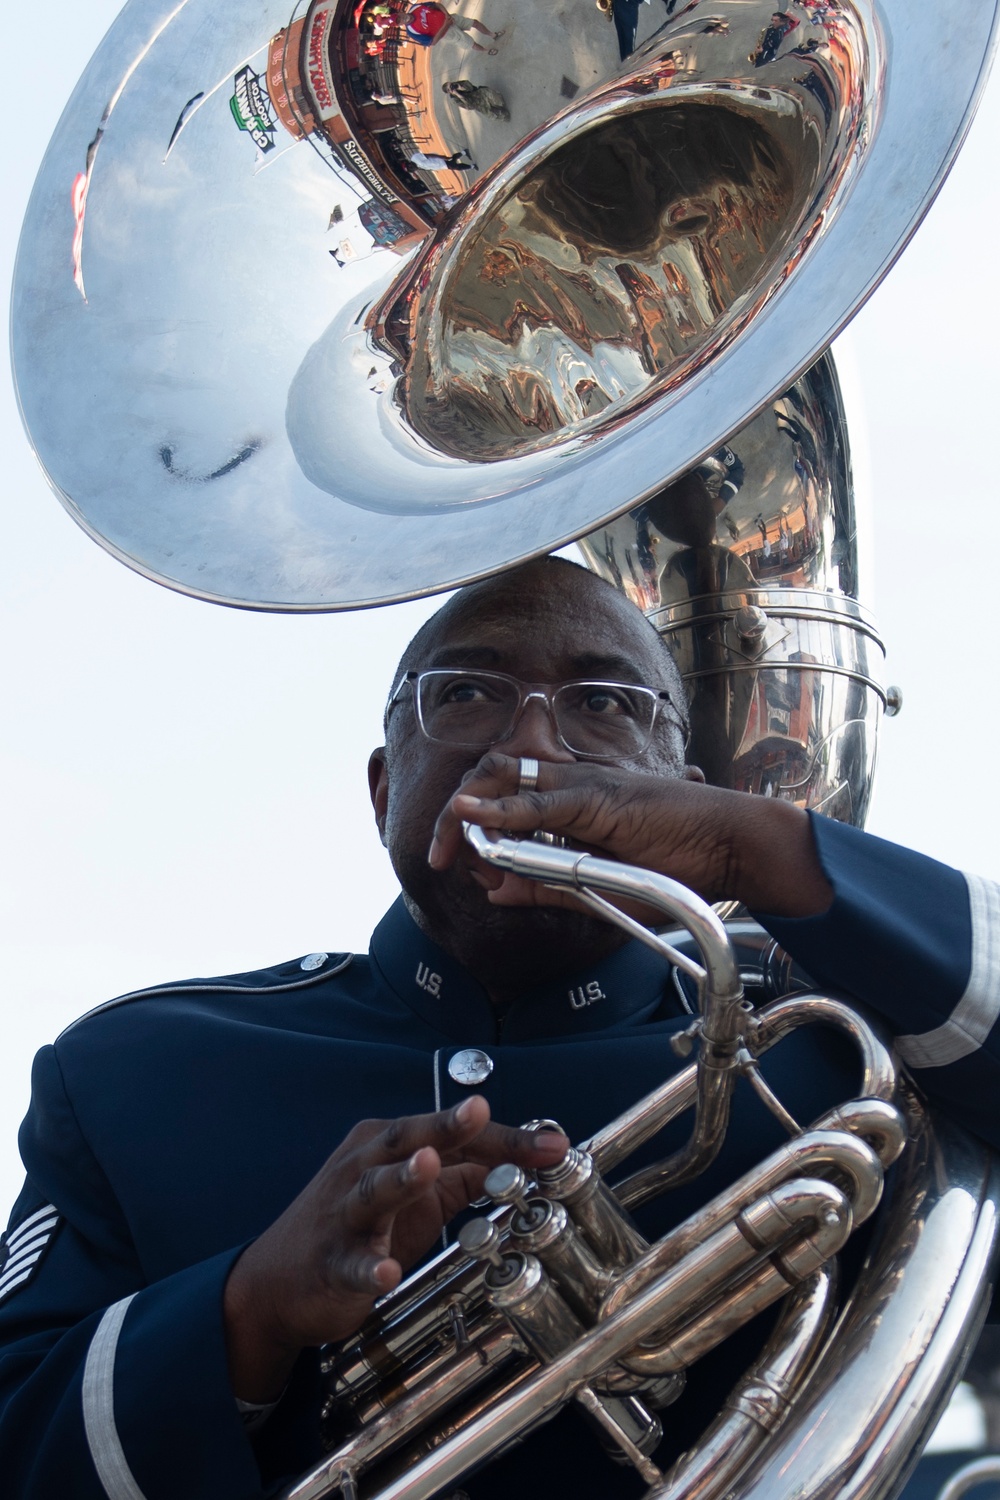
368,562,688,976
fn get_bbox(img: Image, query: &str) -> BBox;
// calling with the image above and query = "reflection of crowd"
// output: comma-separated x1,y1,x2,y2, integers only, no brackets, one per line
357,0,407,60
407,3,504,53
350,0,500,205
401,4,512,200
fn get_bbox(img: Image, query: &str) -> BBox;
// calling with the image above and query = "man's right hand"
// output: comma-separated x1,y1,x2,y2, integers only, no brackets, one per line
429,754,833,919
223,1097,567,1404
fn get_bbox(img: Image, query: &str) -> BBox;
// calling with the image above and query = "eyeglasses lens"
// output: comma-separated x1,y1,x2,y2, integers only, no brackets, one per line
416,672,657,757
418,672,518,746
552,682,655,756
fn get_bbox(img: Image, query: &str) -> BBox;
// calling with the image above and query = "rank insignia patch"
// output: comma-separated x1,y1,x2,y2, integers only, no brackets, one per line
0,1204,61,1306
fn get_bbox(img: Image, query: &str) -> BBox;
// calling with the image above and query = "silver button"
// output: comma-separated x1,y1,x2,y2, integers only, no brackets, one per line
448,1049,494,1086
300,952,329,972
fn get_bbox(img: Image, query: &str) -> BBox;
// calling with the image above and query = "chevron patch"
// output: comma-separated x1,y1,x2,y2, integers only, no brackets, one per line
0,1204,61,1306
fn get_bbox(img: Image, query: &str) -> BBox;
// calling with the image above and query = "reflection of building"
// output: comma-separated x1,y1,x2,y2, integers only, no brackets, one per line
266,2,432,254
358,197,422,247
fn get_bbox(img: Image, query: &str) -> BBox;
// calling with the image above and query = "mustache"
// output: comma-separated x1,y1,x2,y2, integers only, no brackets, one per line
403,855,626,953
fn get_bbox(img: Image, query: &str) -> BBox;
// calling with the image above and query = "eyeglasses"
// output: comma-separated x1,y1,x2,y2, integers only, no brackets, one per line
389,669,685,762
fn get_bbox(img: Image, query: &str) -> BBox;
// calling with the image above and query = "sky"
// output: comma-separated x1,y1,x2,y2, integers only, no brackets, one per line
1,2,998,1215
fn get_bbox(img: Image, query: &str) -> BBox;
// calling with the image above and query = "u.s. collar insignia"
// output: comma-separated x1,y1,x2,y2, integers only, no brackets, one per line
0,1204,62,1306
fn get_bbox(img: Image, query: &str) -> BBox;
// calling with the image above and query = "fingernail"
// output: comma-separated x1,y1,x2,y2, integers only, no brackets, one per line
406,1151,422,1179
455,794,482,808
428,837,441,867
535,1130,567,1151
455,1098,477,1125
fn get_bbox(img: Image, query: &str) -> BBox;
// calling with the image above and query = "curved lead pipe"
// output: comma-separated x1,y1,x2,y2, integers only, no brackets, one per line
462,824,743,1021
465,824,747,1188
603,1128,883,1319
616,1182,850,1377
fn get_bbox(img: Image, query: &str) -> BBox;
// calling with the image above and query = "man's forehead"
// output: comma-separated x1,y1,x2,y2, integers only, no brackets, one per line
422,639,651,680
421,579,663,677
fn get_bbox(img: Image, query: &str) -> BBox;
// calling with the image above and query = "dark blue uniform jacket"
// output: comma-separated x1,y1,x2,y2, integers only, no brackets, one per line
1,816,998,1500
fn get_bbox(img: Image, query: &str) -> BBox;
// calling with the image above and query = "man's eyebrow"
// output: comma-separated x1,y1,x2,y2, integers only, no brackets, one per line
420,647,652,680
568,652,647,681
423,645,501,669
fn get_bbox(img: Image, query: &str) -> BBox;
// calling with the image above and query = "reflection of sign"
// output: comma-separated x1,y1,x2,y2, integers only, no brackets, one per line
308,9,334,112
230,67,276,152
333,140,396,203
359,198,412,247
338,238,358,261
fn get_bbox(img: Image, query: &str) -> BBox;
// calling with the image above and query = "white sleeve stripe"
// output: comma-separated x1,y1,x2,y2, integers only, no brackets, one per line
6,1218,59,1255
0,1242,45,1290
897,873,1000,1070
0,1266,36,1300
0,1248,42,1296
3,1227,58,1267
0,1212,61,1304
82,1296,148,1500
5,1204,58,1247
2,1232,50,1267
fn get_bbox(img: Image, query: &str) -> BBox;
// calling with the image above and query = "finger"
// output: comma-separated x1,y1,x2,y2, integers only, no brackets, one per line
431,753,613,865
430,753,526,868
484,870,662,926
331,1243,404,1298
439,753,617,855
342,1145,444,1237
483,870,594,913
449,1119,569,1170
468,860,505,892
431,787,598,873
431,783,591,871
359,1096,493,1170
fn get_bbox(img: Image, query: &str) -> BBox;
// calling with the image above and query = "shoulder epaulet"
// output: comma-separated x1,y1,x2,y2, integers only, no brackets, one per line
56,951,353,1039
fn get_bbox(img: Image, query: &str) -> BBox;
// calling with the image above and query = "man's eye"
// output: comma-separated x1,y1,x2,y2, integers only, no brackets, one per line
579,686,637,717
438,678,493,705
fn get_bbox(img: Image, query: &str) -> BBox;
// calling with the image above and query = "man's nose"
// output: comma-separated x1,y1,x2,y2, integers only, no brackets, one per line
494,695,576,763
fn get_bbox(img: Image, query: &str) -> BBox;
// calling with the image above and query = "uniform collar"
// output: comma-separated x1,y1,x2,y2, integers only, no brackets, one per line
369,896,676,1044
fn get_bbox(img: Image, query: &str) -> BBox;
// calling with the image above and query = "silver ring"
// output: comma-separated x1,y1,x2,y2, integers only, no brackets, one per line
517,757,540,794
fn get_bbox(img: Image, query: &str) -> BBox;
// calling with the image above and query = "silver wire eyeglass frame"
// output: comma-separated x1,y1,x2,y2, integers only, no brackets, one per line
387,668,688,762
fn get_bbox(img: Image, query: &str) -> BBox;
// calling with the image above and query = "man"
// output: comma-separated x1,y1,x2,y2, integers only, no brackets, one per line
407,148,478,174
1,557,997,1500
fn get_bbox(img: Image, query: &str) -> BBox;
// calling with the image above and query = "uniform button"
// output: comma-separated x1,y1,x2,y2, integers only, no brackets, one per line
300,952,329,972
448,1049,494,1086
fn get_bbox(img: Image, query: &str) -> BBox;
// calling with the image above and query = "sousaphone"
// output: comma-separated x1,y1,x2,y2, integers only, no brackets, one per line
11,2,1000,1497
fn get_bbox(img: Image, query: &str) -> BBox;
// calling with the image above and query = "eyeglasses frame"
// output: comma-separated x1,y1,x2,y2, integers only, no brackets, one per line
387,667,689,762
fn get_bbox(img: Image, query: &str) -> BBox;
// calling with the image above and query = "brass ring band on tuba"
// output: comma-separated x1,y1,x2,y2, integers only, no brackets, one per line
11,0,1000,1496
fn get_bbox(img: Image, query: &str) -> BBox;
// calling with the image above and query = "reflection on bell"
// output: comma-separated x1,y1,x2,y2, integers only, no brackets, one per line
10,0,997,607
578,353,886,827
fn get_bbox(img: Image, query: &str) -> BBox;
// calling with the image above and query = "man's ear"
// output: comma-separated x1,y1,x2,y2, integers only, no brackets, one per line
368,748,389,845
683,764,707,784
